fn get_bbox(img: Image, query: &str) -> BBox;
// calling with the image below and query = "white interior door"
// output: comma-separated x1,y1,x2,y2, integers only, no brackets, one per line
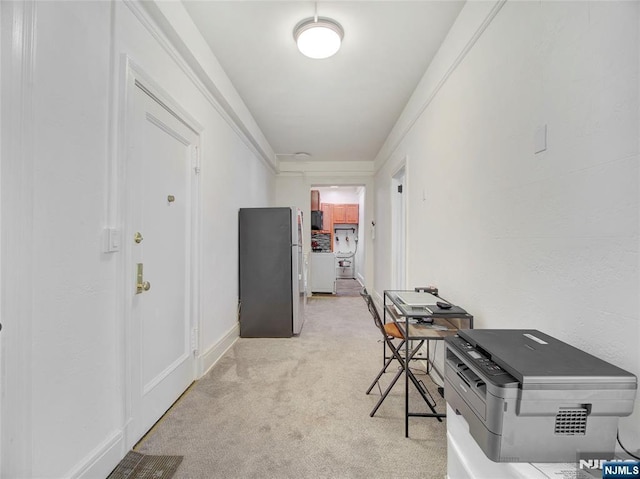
129,83,198,442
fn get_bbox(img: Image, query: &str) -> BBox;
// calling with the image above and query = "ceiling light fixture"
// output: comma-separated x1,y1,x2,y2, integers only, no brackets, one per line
294,152,312,160
293,9,343,60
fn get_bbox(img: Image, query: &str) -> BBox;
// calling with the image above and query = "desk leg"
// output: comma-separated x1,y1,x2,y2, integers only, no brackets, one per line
405,337,409,438
426,341,430,374
383,303,387,369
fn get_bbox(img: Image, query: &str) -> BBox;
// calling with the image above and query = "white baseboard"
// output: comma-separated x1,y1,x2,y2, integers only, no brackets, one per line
68,430,124,479
198,323,239,377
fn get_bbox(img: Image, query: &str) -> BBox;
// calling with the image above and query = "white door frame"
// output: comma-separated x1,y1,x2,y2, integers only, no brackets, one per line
116,57,202,449
391,162,407,290
0,1,36,476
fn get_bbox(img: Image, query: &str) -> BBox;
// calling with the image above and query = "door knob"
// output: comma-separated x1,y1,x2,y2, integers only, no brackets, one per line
134,232,143,244
136,263,151,294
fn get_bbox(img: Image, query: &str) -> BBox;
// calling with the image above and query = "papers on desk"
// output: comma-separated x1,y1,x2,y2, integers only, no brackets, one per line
393,292,468,316
408,320,449,330
424,324,449,331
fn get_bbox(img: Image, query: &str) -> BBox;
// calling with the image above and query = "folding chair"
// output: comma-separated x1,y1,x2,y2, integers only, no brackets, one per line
360,288,429,417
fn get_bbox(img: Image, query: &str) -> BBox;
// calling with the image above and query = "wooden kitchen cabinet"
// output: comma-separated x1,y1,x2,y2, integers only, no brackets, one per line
320,203,334,251
321,203,333,232
311,190,320,211
332,204,346,223
332,203,358,224
345,204,359,223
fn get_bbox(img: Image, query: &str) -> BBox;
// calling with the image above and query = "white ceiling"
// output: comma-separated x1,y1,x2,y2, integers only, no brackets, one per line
182,1,465,163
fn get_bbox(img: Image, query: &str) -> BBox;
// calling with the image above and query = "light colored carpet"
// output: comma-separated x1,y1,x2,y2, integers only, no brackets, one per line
135,293,448,478
334,278,363,297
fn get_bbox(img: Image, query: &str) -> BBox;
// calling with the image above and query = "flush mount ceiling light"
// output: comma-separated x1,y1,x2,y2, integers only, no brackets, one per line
293,16,344,59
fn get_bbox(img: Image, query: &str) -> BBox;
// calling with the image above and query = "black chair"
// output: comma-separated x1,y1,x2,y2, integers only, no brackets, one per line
360,288,431,417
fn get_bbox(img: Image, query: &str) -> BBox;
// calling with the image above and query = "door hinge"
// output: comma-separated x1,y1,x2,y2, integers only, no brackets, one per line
192,146,201,175
397,184,403,193
191,328,199,356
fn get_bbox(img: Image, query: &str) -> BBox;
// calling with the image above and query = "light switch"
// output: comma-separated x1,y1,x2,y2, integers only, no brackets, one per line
103,228,121,253
534,124,547,154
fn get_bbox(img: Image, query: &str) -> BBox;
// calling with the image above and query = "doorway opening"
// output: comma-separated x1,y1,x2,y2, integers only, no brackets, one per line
309,185,365,297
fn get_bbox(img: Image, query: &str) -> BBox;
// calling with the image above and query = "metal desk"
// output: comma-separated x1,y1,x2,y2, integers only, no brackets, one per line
383,290,473,437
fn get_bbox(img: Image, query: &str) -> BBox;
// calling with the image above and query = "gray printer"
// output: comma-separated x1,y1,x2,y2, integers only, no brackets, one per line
444,329,637,463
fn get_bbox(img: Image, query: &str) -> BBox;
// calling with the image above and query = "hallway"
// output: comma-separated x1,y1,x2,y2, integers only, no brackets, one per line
3,2,638,476
133,293,447,478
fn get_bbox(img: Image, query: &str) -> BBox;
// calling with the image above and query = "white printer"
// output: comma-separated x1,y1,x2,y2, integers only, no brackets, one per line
444,329,637,463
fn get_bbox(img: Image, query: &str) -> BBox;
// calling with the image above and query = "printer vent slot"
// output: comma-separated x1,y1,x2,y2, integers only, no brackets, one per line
554,407,588,435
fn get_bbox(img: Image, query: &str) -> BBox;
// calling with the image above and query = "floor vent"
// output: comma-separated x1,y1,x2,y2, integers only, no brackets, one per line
107,451,183,479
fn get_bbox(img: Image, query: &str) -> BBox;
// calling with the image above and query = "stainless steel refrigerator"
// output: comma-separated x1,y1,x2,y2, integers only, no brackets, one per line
239,207,305,337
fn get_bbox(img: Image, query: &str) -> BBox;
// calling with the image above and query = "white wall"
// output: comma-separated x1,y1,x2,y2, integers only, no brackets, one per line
375,0,639,450
1,1,274,477
314,186,361,205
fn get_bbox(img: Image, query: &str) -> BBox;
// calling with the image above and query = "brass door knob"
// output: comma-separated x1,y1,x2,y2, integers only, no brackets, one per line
135,263,151,294
134,232,143,244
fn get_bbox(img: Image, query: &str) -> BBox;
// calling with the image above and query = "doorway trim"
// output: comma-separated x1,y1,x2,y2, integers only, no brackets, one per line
309,184,367,285
0,1,36,476
115,56,203,449
391,160,407,290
